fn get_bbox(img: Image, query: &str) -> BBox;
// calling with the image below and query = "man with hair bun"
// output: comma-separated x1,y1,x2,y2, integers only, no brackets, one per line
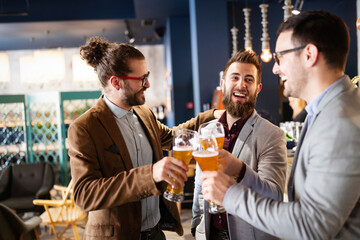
68,36,217,240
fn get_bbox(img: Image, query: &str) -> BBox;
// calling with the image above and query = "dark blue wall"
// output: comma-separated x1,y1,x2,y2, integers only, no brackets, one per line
189,0,230,116
164,16,194,127
227,0,357,124
165,0,358,126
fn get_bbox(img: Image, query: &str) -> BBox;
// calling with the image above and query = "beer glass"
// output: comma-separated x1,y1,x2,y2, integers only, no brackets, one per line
164,128,197,202
198,121,225,150
193,133,225,214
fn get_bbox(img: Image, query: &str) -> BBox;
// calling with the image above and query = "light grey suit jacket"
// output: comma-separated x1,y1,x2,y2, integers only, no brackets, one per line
224,76,360,239
192,110,288,240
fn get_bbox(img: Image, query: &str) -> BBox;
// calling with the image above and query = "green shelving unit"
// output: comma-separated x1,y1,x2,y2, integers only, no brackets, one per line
0,91,101,185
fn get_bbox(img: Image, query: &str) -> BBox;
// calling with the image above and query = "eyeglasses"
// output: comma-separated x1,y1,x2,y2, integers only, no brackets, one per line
273,45,306,65
111,71,150,87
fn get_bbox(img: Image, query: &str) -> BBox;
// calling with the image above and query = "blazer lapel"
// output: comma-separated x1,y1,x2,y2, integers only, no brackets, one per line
287,118,308,201
287,75,352,201
95,96,133,171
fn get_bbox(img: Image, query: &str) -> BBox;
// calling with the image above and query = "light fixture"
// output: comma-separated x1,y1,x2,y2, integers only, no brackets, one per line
259,4,272,62
292,0,304,15
0,52,10,83
33,49,65,82
230,0,238,56
20,49,65,84
72,54,98,83
124,20,135,44
243,8,252,52
20,55,37,83
283,0,293,20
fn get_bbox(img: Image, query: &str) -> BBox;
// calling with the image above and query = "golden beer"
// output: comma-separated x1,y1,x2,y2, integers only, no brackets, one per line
215,135,224,150
192,150,219,171
200,135,224,151
166,146,193,194
193,150,225,214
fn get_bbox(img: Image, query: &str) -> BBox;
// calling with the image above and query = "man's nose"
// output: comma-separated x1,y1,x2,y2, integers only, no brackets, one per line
143,78,150,88
272,62,280,75
236,78,246,88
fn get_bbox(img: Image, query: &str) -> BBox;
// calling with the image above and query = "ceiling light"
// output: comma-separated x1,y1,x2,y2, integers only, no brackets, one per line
230,0,238,56
124,20,135,44
0,52,10,83
243,8,252,52
282,0,293,20
259,4,271,63
20,49,65,84
292,0,304,15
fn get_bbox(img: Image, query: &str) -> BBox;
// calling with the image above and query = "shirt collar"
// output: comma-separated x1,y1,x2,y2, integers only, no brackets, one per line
103,95,133,119
218,110,253,131
305,75,344,117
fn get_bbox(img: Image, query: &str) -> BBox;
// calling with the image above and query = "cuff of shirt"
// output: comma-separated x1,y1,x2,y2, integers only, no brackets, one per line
236,163,246,183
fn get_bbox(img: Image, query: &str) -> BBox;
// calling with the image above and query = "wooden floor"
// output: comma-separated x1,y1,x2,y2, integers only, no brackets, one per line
38,209,194,240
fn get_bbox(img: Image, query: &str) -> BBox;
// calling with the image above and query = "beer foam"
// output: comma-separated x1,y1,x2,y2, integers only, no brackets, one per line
192,151,218,157
173,146,194,151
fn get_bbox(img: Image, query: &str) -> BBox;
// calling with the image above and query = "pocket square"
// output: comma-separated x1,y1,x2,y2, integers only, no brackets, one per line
107,144,120,155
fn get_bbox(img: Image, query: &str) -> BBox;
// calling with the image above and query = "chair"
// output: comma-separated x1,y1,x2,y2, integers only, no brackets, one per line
0,203,41,240
33,180,87,240
0,162,54,214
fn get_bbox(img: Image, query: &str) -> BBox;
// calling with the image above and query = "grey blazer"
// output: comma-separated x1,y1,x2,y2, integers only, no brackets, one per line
224,76,360,239
192,110,288,240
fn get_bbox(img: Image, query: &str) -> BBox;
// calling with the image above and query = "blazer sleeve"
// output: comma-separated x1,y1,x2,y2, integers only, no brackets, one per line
223,111,360,239
69,120,161,212
240,126,287,201
157,109,216,150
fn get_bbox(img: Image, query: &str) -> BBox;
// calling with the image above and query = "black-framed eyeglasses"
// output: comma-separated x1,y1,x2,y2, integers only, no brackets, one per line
273,45,306,65
111,71,150,87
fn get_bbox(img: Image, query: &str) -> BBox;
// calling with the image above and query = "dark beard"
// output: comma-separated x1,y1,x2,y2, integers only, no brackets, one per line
222,89,257,118
123,82,146,106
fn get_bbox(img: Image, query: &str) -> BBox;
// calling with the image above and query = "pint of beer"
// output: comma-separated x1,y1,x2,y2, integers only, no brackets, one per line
201,134,224,151
215,134,224,150
164,128,197,202
166,146,193,195
192,150,219,171
199,121,224,150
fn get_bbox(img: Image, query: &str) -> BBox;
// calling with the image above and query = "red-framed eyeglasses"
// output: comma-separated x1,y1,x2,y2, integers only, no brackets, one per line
109,71,150,87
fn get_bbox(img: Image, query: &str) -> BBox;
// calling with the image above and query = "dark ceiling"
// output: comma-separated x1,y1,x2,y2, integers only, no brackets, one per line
0,0,190,50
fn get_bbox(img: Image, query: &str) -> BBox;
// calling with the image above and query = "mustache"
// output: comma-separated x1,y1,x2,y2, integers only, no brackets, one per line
136,87,147,94
232,89,248,95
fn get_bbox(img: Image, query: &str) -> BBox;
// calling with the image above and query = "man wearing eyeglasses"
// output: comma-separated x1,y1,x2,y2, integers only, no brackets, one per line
68,37,217,240
201,10,360,239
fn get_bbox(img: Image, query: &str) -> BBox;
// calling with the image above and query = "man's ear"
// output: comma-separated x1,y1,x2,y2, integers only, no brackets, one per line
256,83,262,96
108,76,122,90
304,43,319,67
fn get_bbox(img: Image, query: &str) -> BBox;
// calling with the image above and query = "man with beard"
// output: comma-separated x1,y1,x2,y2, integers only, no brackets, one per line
191,50,287,240
201,11,360,239
68,37,217,240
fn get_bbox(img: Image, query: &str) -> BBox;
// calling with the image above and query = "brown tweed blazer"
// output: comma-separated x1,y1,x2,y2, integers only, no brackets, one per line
68,96,214,239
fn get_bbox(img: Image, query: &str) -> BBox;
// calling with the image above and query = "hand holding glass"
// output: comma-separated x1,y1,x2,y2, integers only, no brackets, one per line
194,125,225,214
198,122,225,213
164,128,197,202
